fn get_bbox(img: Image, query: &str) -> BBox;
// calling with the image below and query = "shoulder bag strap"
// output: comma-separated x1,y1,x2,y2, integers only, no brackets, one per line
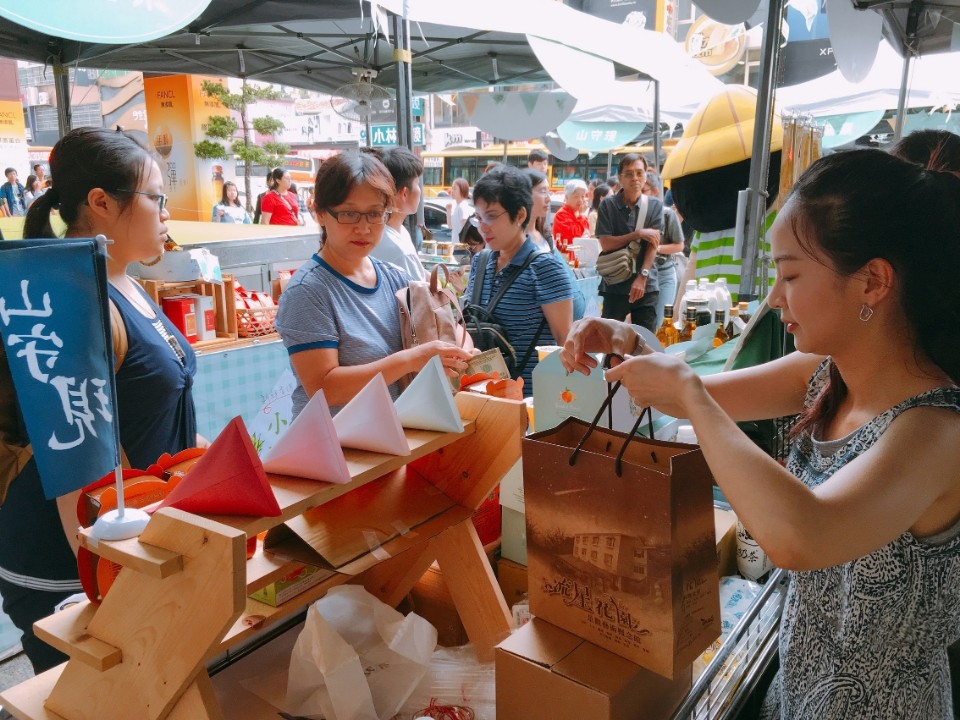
634,193,650,232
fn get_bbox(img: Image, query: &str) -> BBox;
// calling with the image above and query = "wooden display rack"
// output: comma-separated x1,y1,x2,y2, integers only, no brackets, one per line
0,392,526,720
137,274,239,349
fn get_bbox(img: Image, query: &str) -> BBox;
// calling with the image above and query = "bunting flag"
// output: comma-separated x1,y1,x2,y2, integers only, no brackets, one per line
457,90,576,141
0,238,119,499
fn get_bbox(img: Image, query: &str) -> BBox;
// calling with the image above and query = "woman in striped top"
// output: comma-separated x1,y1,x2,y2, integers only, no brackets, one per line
463,165,574,395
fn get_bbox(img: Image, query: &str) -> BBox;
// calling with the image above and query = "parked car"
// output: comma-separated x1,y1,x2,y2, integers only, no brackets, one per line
422,196,473,243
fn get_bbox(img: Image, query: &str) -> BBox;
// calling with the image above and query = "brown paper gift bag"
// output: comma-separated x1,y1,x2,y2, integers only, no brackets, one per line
522,383,720,679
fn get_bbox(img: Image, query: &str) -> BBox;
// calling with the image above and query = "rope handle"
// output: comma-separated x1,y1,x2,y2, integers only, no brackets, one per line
568,353,656,476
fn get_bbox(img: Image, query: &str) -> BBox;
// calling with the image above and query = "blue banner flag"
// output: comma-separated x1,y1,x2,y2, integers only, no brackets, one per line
0,238,119,499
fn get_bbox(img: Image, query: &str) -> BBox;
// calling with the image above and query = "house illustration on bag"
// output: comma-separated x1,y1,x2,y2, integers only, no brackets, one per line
572,532,655,594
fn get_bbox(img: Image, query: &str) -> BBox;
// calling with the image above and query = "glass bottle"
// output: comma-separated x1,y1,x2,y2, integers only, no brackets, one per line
656,304,679,347
712,310,729,347
738,301,751,324
678,306,698,342
725,306,741,338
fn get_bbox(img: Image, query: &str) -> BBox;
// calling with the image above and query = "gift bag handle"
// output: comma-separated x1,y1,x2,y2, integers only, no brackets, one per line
569,354,656,476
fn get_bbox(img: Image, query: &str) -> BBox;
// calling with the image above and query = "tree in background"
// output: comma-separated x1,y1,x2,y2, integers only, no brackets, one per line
193,79,289,213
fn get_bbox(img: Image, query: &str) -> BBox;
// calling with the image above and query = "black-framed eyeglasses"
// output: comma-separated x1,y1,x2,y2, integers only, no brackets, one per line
326,208,391,225
116,189,168,213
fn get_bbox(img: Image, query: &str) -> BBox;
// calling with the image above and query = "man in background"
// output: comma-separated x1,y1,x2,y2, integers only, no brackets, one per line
375,146,427,281
527,148,549,173
0,168,25,217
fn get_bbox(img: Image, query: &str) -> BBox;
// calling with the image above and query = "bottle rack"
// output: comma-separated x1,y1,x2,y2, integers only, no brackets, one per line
0,392,526,720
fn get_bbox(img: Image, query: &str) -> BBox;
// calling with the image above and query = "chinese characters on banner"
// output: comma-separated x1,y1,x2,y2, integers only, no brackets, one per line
0,239,119,498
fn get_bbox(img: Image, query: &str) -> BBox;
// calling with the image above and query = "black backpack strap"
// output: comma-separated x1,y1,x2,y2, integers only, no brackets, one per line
512,316,548,380
486,249,544,316
487,250,548,379
469,249,491,308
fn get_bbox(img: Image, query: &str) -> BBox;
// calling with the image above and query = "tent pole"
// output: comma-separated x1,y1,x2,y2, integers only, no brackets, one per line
653,79,661,172
738,0,783,301
893,51,912,140
53,59,71,138
392,3,414,150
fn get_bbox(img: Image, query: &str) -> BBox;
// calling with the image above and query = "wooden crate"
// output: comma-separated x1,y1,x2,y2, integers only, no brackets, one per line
137,274,238,347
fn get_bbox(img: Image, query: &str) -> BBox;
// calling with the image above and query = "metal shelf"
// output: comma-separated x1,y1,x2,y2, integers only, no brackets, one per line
671,569,787,720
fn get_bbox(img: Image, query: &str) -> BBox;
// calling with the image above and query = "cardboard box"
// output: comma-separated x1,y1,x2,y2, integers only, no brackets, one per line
497,557,529,610
501,506,528,566
161,295,198,343
500,458,524,513
496,618,691,720
248,562,331,607
714,507,738,577
194,294,217,341
499,459,527,565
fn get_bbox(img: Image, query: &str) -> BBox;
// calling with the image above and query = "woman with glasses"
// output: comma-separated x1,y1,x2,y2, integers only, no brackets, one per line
275,152,473,419
463,165,574,395
2,127,199,673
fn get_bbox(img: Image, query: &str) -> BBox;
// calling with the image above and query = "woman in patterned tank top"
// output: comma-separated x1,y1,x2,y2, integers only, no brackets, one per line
559,147,960,719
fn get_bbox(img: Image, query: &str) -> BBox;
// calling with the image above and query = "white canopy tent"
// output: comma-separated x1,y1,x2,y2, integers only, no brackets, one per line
776,39,960,116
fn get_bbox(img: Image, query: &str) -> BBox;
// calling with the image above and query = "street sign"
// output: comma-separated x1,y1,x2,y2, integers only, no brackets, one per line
360,123,425,147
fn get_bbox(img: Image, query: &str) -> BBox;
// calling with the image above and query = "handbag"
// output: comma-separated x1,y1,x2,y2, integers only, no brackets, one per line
595,193,649,285
521,374,720,678
396,263,466,350
395,263,468,388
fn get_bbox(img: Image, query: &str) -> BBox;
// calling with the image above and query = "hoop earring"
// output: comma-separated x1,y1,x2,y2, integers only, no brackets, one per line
859,304,874,322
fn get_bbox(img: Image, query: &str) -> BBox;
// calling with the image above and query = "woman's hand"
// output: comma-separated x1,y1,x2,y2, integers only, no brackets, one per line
604,352,704,419
560,317,639,375
413,340,473,378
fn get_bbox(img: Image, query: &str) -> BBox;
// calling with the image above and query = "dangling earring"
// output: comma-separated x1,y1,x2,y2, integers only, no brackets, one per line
859,304,874,322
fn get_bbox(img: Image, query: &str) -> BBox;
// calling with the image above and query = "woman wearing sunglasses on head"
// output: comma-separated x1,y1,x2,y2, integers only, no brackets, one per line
275,152,474,420
0,127,200,673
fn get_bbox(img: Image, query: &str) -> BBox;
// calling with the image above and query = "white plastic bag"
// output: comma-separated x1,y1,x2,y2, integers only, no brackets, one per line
285,585,438,720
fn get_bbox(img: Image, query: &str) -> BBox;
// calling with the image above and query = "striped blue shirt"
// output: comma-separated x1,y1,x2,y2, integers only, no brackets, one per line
464,237,574,395
275,253,411,418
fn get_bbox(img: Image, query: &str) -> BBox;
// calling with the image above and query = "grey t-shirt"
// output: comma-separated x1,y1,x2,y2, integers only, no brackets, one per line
275,254,411,418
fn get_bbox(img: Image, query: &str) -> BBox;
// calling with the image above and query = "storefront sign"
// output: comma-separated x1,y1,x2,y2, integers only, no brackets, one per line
360,123,425,147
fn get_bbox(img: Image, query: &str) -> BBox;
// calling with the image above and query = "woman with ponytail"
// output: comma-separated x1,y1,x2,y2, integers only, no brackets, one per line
560,148,960,719
1,127,199,673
